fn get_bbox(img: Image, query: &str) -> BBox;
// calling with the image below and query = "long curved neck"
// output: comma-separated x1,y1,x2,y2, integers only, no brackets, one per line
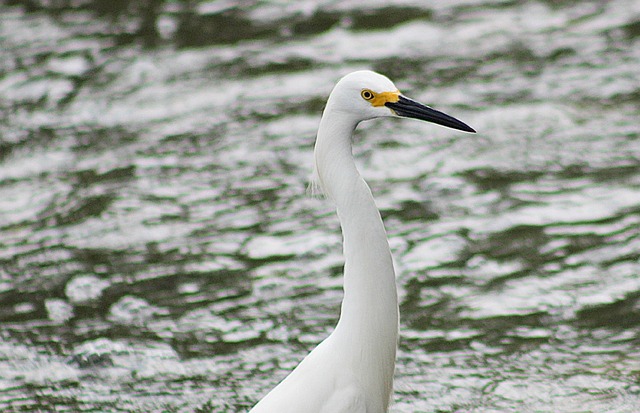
313,108,399,411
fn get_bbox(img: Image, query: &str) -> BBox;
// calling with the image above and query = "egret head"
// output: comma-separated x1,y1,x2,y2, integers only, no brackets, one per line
327,70,475,133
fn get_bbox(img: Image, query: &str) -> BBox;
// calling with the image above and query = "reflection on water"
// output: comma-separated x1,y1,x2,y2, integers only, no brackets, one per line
1,0,639,412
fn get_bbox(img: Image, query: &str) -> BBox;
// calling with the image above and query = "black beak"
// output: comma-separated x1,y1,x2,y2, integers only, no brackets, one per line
385,95,476,133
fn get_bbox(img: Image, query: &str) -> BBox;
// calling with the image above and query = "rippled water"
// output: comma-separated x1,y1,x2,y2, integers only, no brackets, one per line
1,1,639,412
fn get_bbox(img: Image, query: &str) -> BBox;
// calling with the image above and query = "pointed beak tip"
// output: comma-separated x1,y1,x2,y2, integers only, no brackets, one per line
385,96,476,134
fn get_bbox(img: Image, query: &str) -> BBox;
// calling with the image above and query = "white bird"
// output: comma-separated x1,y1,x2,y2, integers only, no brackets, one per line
250,70,475,413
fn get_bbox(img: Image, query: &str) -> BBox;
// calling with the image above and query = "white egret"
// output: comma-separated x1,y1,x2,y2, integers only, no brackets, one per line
250,70,475,413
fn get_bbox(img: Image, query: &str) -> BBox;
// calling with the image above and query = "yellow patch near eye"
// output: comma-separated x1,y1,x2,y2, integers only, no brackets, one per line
368,90,401,107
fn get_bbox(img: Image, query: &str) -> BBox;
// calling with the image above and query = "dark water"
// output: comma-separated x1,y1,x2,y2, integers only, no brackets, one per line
1,1,639,412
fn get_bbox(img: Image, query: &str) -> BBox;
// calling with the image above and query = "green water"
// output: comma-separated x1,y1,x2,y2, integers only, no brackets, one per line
0,1,639,412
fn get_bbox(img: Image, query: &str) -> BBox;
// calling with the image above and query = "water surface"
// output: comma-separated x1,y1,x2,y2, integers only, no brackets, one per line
0,1,639,412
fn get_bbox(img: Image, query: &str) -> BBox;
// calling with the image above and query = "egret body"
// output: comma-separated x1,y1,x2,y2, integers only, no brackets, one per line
250,70,475,413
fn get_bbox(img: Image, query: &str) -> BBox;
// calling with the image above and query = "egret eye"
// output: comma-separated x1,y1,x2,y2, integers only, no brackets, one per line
361,89,374,101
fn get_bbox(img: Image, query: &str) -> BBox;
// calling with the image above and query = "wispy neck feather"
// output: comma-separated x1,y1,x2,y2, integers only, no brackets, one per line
313,107,399,412
312,110,357,200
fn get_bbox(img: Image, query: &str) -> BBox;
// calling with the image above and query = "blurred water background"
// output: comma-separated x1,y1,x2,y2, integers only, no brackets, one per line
1,0,639,412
